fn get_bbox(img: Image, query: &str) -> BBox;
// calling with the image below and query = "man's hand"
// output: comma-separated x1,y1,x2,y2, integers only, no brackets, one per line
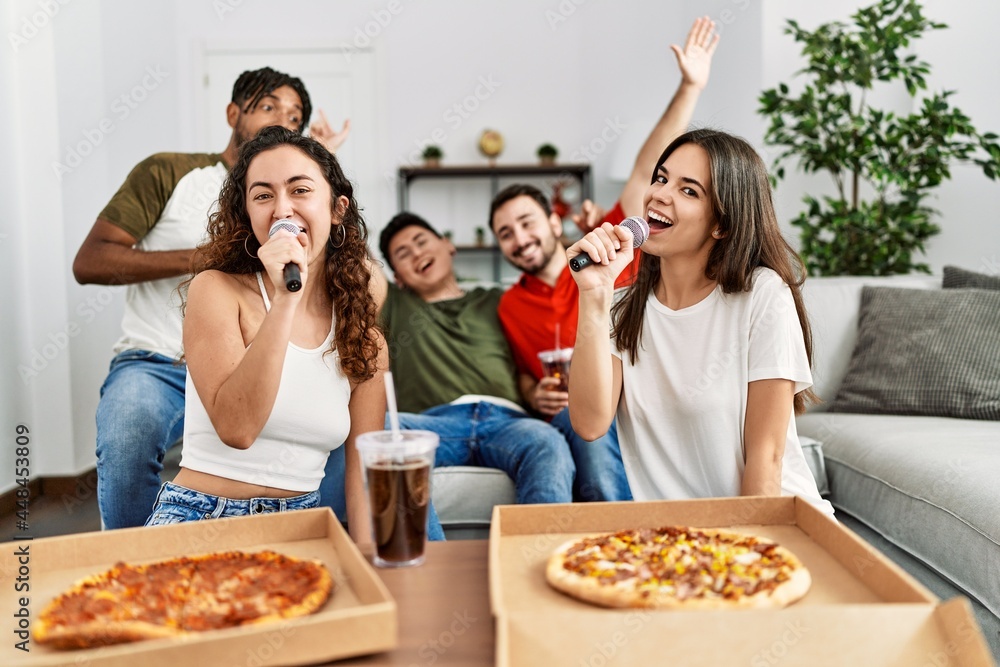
572,199,607,235
310,110,351,153
672,16,720,91
532,376,569,417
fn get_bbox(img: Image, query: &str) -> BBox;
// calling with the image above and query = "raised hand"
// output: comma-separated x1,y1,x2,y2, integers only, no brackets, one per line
671,16,720,91
309,110,352,153
572,199,606,235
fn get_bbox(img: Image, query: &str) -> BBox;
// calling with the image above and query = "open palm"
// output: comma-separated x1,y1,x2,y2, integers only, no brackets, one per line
672,16,720,90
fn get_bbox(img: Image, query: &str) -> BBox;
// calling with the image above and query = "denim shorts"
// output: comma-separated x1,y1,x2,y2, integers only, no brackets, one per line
145,482,320,526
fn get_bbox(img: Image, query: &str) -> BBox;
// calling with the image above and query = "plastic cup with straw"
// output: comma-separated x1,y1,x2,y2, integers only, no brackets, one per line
355,371,438,567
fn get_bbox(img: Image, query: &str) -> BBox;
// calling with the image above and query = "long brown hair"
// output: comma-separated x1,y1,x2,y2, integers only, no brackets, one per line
611,129,817,413
196,125,380,382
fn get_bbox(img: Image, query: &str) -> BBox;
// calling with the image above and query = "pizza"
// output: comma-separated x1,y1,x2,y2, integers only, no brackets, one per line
546,526,810,609
33,550,332,649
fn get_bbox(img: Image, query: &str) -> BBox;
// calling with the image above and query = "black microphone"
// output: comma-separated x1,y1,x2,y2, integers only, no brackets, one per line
569,216,650,272
267,219,303,292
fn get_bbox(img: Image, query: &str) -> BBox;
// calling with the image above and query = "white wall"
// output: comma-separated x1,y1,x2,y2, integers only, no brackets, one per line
3,0,998,492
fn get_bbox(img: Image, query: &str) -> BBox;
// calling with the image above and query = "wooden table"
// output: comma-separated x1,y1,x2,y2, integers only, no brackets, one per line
335,540,495,666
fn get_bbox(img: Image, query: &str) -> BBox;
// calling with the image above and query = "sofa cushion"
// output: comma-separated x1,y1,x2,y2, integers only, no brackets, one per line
944,265,1000,290
431,466,516,529
797,412,1000,619
800,275,939,411
829,286,1000,420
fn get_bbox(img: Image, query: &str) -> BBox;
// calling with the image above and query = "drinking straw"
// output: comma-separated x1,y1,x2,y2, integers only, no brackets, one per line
384,371,402,441
555,323,561,352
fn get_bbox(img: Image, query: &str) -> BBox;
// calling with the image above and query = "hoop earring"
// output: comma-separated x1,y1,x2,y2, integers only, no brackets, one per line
329,223,347,249
244,234,259,259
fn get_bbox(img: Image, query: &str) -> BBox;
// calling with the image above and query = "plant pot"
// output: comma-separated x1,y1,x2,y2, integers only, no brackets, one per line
423,158,441,168
539,156,556,166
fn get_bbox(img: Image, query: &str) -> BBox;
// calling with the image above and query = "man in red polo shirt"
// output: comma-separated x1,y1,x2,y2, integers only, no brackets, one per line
490,17,719,501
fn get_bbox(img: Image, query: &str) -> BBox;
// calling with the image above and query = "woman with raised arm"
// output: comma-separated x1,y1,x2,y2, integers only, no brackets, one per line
145,126,385,543
567,129,832,513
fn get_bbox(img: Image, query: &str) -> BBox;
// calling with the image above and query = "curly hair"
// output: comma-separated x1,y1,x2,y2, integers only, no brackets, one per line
611,129,817,414
197,125,379,382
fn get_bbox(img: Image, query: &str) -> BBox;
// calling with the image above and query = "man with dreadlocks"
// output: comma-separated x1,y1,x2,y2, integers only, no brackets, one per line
73,67,349,530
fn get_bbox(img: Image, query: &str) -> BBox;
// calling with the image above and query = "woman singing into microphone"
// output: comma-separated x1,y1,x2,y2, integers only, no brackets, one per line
144,126,385,543
566,129,832,513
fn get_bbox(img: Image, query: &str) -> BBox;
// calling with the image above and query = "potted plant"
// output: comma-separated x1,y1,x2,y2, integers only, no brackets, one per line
758,0,1000,276
474,226,486,247
537,143,559,166
422,145,443,168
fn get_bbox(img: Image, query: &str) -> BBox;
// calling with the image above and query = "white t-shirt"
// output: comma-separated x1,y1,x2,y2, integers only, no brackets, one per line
112,161,227,358
611,268,833,513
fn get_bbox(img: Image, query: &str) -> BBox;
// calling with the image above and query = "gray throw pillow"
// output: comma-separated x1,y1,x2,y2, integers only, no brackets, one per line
830,286,1000,420
943,265,1000,290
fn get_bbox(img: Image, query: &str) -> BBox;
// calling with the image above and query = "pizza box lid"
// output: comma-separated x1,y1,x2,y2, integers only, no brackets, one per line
0,507,397,667
488,496,995,666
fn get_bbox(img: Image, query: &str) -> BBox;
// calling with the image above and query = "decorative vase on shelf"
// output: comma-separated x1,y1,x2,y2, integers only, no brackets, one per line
479,130,504,166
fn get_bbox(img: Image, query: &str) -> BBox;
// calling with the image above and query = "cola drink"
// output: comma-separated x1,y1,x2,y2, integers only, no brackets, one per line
356,430,438,568
367,460,430,565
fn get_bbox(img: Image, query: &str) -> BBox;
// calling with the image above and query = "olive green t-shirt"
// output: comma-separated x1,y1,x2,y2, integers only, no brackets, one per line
381,284,521,413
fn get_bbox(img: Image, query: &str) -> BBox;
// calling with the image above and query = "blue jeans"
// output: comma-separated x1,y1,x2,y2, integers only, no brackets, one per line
394,402,574,504
550,408,632,502
145,482,319,525
320,444,446,541
96,350,186,530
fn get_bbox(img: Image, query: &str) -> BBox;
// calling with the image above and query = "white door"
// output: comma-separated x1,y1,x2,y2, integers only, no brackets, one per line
199,46,383,237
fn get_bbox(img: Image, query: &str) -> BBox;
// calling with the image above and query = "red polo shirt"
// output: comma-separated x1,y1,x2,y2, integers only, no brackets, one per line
498,201,642,381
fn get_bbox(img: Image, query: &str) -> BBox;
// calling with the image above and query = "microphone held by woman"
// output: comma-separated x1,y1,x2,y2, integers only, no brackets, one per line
569,216,649,271
268,219,303,292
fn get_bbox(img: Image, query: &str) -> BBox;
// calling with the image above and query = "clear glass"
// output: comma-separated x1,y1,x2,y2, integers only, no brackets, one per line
356,430,438,568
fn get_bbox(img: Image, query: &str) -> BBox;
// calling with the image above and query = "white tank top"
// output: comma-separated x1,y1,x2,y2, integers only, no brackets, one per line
180,273,351,491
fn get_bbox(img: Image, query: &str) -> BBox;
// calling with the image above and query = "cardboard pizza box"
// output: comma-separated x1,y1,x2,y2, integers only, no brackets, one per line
1,507,397,667
489,496,995,667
